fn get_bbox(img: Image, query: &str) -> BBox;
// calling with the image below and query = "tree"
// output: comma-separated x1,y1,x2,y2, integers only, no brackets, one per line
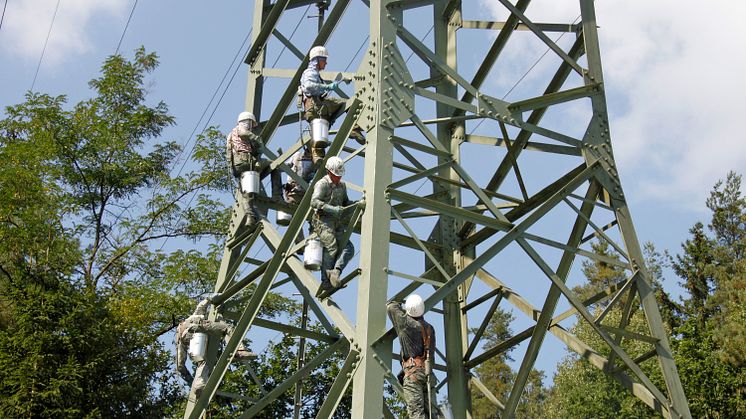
469,309,548,418
544,242,669,419
667,171,746,417
0,49,230,416
705,171,746,367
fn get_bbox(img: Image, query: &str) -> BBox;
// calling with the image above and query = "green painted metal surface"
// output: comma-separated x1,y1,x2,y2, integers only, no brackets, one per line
183,1,692,418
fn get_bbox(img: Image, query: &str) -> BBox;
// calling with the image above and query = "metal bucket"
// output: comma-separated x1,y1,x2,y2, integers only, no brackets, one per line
188,332,207,362
277,210,292,226
240,171,260,194
303,238,322,270
311,118,329,148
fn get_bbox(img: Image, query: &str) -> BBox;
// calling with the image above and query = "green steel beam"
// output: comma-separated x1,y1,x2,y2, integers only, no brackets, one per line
388,189,513,232
496,0,584,76
461,20,580,33
463,134,582,156
243,0,292,66
508,83,602,114
314,349,360,418
240,339,348,418
479,270,674,418
454,0,531,115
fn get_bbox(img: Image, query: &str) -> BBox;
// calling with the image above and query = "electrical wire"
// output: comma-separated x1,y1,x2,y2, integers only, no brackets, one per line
343,35,368,72
30,0,61,92
467,14,581,136
271,4,312,67
171,27,253,179
0,0,8,32
155,27,254,252
114,0,138,55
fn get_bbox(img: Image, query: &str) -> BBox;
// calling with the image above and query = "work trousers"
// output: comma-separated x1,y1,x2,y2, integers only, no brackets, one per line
233,152,282,226
314,221,353,283
303,96,347,124
403,365,433,419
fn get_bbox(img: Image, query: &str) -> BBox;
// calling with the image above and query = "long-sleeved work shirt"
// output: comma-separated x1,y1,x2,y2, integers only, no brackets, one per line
387,301,435,361
300,61,333,98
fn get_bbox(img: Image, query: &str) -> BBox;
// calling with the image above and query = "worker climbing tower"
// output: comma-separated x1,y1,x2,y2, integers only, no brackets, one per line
184,1,692,418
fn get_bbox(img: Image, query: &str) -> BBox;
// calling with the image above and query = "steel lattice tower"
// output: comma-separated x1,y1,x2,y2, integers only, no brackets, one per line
184,1,692,418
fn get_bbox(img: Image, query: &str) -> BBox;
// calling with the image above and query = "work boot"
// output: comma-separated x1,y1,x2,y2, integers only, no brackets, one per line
326,268,341,288
349,127,366,145
235,349,258,360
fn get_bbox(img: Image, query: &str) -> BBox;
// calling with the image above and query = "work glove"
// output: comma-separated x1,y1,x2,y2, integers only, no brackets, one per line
327,81,339,90
322,204,342,219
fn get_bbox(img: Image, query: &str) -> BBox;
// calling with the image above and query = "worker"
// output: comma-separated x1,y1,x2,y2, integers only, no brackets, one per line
300,46,365,145
175,296,256,397
310,156,357,294
284,146,317,207
387,294,437,419
227,111,282,225
283,146,318,249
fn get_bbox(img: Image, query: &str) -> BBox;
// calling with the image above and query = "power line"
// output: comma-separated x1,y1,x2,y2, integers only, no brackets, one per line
154,27,254,252
0,0,8,32
468,15,581,136
115,0,138,55
172,28,254,179
30,0,61,92
271,4,312,68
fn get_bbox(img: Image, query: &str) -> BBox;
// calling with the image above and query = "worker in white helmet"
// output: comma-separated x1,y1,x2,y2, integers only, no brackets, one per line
310,156,357,294
300,46,365,145
175,296,256,397
226,111,282,225
387,294,437,419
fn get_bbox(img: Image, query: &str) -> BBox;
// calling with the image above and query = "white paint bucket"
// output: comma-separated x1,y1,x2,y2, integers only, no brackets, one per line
311,118,329,148
303,238,322,270
188,332,207,362
240,171,260,194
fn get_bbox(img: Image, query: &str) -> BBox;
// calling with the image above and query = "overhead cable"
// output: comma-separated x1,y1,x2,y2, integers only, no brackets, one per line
115,0,138,55
30,0,61,92
0,0,8,32
468,14,581,136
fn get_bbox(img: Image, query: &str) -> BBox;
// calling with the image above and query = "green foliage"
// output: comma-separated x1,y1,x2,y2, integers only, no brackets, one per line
672,319,745,417
0,48,238,416
544,242,667,418
469,308,548,418
544,307,660,419
547,171,746,419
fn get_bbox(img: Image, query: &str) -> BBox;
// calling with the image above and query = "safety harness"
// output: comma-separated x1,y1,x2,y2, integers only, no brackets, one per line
402,319,431,377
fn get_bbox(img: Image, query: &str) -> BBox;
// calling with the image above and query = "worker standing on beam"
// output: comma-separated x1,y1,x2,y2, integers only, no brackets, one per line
387,294,438,419
175,296,256,397
300,46,365,145
284,146,318,243
310,156,356,294
227,111,282,226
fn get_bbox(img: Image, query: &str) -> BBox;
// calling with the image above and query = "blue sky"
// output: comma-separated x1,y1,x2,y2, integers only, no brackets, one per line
3,0,745,391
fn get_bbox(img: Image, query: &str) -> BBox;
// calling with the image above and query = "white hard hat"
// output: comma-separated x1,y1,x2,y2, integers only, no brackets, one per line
186,314,204,323
404,294,425,317
325,156,345,177
237,111,256,124
309,46,329,60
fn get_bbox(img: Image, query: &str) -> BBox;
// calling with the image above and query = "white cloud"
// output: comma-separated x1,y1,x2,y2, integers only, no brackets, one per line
478,0,746,209
598,0,746,209
1,0,128,65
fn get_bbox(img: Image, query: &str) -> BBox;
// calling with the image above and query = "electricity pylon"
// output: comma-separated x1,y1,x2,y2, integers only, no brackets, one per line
184,1,692,418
